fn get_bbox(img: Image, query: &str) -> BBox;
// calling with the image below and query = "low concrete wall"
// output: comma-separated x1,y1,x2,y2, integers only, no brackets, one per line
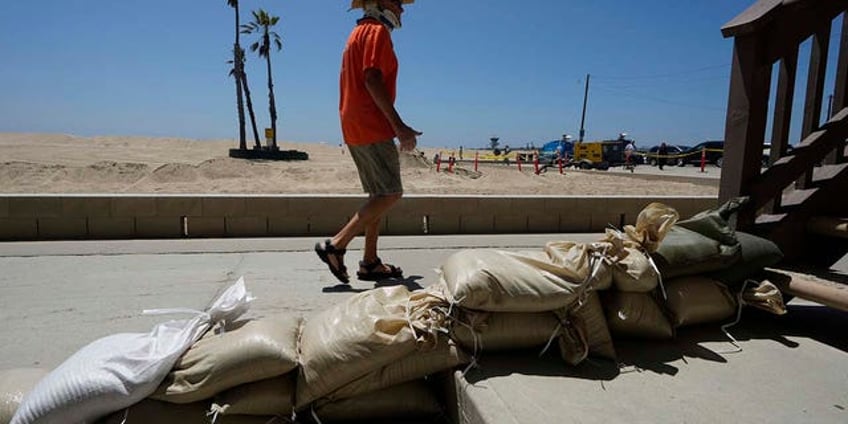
0,194,717,240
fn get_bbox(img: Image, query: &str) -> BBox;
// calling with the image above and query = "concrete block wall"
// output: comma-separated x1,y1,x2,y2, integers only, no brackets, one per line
0,195,717,241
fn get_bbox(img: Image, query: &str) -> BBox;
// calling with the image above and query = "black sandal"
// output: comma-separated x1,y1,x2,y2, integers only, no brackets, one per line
357,257,403,281
314,239,349,284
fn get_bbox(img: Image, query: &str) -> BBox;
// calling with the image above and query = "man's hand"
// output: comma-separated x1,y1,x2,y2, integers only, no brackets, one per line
396,124,422,152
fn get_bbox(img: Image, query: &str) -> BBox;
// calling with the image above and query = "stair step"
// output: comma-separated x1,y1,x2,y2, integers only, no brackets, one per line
780,188,817,208
756,213,786,225
808,216,848,239
812,163,848,184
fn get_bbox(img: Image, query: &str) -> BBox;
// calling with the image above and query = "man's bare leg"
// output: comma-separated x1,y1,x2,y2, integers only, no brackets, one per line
324,193,401,274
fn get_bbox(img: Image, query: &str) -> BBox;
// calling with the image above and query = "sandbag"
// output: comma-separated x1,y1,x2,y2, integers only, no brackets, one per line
213,374,294,417
602,291,673,340
664,276,737,328
11,278,252,424
652,226,741,279
440,249,586,312
296,286,447,409
451,311,560,353
96,399,276,424
567,291,616,360
611,247,658,293
314,381,442,423
152,313,301,404
327,339,468,402
0,369,48,424
620,202,680,253
676,197,745,246
710,231,783,286
544,242,613,290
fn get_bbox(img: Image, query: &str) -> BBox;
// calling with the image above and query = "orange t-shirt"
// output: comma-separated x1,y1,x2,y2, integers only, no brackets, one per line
339,19,398,145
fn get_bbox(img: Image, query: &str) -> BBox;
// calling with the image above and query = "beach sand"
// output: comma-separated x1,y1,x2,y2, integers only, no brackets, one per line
0,133,718,196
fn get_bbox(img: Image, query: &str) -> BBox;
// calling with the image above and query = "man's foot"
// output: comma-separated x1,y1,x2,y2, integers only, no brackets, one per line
314,239,349,284
357,257,403,281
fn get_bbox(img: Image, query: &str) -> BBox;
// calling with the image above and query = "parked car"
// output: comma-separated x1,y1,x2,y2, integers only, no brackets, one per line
642,144,688,166
678,140,725,167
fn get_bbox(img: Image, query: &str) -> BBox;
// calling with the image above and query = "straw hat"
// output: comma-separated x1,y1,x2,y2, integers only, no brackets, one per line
350,0,414,9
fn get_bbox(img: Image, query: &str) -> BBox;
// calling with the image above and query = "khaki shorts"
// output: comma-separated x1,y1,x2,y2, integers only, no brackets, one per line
348,140,403,195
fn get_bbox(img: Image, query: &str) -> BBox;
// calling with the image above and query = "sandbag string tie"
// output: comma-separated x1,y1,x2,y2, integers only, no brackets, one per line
716,279,755,355
539,252,601,358
113,408,129,424
310,405,324,424
207,403,229,424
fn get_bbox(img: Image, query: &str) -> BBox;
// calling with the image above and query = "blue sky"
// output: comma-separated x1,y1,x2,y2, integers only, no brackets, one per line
0,1,842,149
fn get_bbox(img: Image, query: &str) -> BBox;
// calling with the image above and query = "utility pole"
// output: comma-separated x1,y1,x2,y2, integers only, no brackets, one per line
579,73,590,142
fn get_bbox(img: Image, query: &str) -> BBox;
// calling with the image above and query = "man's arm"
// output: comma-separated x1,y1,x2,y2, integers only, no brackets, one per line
364,67,421,151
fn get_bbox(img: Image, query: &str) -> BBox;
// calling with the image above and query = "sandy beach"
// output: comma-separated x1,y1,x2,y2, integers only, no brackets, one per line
0,133,718,196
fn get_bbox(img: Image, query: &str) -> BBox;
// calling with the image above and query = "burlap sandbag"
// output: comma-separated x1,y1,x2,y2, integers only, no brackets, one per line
97,399,277,424
327,339,468,402
440,249,588,312
451,310,559,353
555,291,616,365
664,276,737,328
296,286,447,409
602,291,673,340
611,247,658,293
213,373,294,417
0,368,48,424
314,381,442,423
152,313,302,404
621,202,680,253
676,197,746,246
544,242,613,290
652,226,741,279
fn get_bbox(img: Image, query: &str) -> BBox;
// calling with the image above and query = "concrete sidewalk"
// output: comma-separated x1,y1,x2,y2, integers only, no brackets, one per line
1,235,846,423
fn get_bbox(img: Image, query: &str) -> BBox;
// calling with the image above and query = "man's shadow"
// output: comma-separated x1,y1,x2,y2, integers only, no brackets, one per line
321,275,426,293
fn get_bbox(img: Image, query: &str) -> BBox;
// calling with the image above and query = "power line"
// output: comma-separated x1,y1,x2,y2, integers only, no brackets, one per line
592,84,726,112
592,64,731,81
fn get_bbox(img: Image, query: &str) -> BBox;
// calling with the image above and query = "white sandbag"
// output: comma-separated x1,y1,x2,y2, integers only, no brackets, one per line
213,374,295,417
97,399,277,424
440,249,588,312
296,286,448,409
665,276,737,327
611,247,659,293
0,369,48,424
451,310,560,353
621,202,679,253
152,313,301,404
602,291,673,340
327,339,469,402
11,278,252,424
314,381,442,423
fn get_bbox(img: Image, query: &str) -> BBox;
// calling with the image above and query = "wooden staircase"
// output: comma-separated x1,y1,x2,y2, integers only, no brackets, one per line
719,0,848,309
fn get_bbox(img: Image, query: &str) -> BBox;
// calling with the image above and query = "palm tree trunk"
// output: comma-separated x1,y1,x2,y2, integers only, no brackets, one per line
241,71,261,149
233,6,246,150
265,36,278,150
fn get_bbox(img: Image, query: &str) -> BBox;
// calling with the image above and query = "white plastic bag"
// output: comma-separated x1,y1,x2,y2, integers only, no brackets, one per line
11,277,252,424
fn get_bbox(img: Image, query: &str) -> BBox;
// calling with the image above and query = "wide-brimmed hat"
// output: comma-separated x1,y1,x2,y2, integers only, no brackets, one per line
350,0,414,9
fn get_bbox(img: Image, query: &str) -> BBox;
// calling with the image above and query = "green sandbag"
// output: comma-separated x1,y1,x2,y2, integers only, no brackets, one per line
709,231,783,287
652,226,741,279
676,197,746,245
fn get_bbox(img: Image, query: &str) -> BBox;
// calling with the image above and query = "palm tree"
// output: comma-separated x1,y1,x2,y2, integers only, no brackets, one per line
242,9,283,150
226,0,247,150
228,47,261,149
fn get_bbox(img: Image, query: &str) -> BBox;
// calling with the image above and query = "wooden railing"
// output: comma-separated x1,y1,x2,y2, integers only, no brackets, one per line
719,0,848,260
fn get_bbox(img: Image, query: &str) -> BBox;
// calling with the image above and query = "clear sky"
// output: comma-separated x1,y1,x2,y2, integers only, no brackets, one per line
0,1,842,149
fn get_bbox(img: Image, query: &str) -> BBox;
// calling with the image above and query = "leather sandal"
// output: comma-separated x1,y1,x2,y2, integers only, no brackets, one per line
314,239,349,284
357,257,403,281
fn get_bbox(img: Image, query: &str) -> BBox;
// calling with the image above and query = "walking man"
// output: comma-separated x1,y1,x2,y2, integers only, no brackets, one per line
315,0,421,284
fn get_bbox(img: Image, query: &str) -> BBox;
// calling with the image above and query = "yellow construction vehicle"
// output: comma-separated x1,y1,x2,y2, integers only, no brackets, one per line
571,137,633,170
